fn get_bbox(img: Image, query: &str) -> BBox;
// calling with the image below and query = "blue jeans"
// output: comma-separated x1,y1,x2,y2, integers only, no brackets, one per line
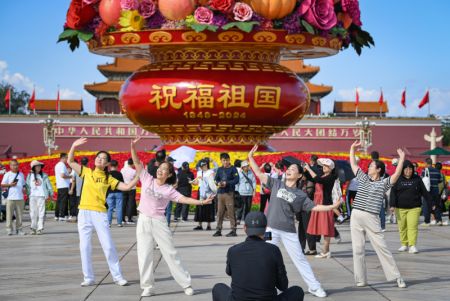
165,201,173,226
106,192,123,225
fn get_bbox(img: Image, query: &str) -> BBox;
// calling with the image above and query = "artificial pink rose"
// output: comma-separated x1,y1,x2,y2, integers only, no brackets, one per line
299,0,337,31
341,0,362,26
233,2,252,22
120,0,139,10
194,7,214,24
139,0,156,18
208,0,234,13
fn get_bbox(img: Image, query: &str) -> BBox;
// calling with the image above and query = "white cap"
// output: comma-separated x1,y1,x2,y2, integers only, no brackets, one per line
317,158,335,169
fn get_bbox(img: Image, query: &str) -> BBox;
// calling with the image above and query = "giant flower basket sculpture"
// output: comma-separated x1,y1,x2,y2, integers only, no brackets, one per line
60,0,373,150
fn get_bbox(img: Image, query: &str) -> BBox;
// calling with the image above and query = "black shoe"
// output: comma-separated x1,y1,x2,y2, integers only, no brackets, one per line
226,230,237,237
305,250,318,256
213,230,222,237
193,226,203,230
206,226,212,231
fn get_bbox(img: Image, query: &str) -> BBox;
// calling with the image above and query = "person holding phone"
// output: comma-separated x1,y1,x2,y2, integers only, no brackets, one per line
1,159,26,236
130,137,214,297
248,145,342,298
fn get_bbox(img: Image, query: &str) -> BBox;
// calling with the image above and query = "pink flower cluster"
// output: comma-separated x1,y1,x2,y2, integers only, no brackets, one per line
195,7,214,24
120,0,139,10
233,2,253,21
139,0,157,18
299,0,337,30
341,0,362,26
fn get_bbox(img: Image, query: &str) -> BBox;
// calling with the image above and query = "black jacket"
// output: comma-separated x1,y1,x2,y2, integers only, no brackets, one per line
176,170,194,197
390,175,432,209
215,166,239,194
226,237,288,301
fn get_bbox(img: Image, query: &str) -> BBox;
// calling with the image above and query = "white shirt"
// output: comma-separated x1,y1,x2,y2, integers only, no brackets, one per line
29,174,45,197
55,161,70,189
1,171,25,200
121,165,137,189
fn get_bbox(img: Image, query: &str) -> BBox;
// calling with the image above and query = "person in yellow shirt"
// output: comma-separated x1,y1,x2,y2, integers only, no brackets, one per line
68,137,141,287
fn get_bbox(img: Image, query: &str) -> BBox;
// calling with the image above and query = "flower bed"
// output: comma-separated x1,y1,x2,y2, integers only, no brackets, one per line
59,0,374,55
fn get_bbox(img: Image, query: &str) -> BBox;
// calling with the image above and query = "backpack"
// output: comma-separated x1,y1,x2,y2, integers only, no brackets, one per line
422,168,431,192
331,179,342,204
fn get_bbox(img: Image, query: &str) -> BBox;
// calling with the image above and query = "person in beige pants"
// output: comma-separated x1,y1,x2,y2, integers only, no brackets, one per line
349,141,407,288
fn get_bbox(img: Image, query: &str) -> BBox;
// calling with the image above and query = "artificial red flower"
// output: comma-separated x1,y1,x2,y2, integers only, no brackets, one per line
65,0,97,30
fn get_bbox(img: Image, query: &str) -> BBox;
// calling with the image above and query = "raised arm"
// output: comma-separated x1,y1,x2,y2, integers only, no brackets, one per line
130,137,143,171
389,148,405,185
303,164,317,179
68,138,87,175
349,141,361,176
117,137,143,191
178,193,215,206
248,144,268,185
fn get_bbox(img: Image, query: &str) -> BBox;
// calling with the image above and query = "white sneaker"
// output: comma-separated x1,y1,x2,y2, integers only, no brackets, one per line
68,216,73,221
356,282,368,287
308,287,327,298
315,252,331,259
59,217,66,222
337,215,345,223
398,245,408,252
443,220,448,226
436,221,443,226
420,222,430,227
115,279,128,286
184,286,194,296
17,230,26,236
7,230,14,236
430,220,437,225
408,246,419,254
54,217,59,221
81,280,95,287
141,287,155,297
397,278,407,288
381,229,386,232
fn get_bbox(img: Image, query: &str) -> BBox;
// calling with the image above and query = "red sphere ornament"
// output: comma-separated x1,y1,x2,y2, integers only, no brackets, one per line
158,0,197,21
99,0,122,26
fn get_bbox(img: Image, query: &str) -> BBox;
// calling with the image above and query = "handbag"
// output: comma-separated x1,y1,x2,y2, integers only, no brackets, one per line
2,172,19,200
331,179,343,204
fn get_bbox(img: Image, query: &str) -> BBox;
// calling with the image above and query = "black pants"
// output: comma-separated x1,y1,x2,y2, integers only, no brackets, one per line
122,190,137,222
56,188,69,218
212,283,304,301
236,195,253,220
260,194,270,213
69,194,79,217
297,211,317,252
174,203,190,221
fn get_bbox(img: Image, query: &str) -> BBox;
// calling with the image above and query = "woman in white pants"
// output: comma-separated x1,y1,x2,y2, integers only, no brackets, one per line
131,137,214,297
68,138,141,287
248,145,341,298
26,160,53,235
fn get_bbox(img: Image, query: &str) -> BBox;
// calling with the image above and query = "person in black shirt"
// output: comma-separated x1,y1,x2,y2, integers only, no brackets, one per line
212,211,304,301
107,160,125,227
174,162,195,222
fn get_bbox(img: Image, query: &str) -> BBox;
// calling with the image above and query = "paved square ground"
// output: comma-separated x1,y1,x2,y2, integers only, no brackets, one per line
1,213,449,301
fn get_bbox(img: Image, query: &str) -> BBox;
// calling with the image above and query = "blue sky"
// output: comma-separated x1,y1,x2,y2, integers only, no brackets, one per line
1,0,449,117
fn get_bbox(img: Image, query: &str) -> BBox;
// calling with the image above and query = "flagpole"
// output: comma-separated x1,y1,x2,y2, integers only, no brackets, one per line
428,89,431,117
8,88,11,115
57,85,60,116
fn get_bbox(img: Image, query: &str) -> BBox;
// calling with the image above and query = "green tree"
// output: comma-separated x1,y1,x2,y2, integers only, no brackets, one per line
442,120,450,146
0,82,29,114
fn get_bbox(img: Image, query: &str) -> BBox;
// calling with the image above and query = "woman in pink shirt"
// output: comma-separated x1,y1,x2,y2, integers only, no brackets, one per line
131,138,214,297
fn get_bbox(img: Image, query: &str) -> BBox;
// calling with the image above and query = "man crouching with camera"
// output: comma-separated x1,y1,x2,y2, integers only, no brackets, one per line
212,211,304,301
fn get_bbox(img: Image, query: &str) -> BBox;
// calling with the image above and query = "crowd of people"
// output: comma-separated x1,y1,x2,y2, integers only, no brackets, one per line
1,139,450,300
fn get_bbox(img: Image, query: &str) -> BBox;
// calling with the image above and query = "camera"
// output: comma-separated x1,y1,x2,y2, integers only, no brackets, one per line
264,231,272,241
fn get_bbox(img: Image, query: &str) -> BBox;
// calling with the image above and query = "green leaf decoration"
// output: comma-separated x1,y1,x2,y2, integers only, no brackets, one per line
301,20,316,34
187,22,218,33
77,31,94,42
58,29,79,42
222,21,259,33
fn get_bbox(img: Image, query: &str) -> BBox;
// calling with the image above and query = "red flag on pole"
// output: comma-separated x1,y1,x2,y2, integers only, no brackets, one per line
56,89,60,114
4,88,10,109
29,88,35,111
401,89,406,108
378,90,384,105
355,89,359,106
418,90,429,109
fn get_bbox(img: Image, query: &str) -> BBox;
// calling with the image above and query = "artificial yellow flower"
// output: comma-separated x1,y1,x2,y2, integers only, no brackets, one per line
119,10,144,32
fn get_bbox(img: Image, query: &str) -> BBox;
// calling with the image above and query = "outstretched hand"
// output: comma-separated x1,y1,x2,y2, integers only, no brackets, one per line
72,137,87,148
397,148,405,159
351,140,361,150
248,144,258,158
131,136,141,147
203,194,215,204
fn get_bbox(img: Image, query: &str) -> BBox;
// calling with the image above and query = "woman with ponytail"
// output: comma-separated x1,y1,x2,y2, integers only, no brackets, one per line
68,137,141,287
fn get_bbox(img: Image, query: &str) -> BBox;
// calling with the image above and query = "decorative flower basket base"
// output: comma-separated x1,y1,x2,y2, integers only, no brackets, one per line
89,30,342,149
